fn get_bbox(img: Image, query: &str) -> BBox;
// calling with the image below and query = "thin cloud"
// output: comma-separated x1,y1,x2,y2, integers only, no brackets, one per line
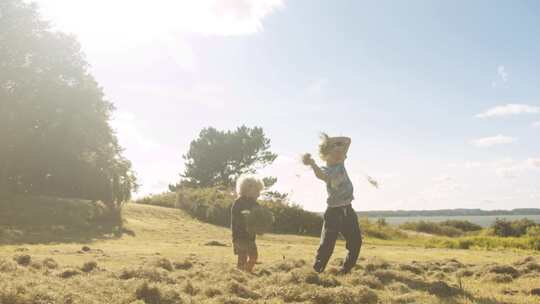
451,158,537,179
491,65,508,88
464,161,484,169
470,135,516,147
419,177,463,202
527,158,540,168
498,65,508,83
495,168,518,179
433,175,452,183
476,104,540,118
531,121,540,128
494,158,539,179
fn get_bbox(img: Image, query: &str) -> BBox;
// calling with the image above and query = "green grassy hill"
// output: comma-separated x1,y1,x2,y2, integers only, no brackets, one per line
1,203,540,303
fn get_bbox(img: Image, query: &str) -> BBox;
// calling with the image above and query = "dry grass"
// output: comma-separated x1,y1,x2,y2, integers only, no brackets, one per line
1,203,540,303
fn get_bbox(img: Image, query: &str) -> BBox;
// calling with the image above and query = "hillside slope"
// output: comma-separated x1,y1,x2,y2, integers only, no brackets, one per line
1,203,540,303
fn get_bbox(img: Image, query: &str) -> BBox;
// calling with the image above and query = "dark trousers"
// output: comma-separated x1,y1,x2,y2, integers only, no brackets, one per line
314,204,362,272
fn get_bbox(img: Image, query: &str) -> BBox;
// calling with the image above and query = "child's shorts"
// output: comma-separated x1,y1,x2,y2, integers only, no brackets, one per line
233,239,258,256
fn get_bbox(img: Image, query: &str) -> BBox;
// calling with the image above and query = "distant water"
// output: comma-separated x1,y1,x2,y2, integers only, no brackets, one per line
370,215,540,227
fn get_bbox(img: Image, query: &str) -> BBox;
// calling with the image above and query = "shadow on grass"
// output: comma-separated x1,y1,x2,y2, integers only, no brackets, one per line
373,270,510,304
0,223,136,245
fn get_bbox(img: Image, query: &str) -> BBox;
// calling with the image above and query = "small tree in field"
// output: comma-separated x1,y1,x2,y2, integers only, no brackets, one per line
492,218,514,237
180,126,277,188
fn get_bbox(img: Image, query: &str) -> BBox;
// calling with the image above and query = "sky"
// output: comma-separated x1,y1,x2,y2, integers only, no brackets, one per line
33,0,540,211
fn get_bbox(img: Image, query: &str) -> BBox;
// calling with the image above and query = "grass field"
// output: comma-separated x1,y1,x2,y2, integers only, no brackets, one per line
1,203,540,304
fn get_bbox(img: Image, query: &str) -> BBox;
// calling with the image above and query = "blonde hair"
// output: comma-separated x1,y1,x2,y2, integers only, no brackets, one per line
236,176,264,198
318,132,331,161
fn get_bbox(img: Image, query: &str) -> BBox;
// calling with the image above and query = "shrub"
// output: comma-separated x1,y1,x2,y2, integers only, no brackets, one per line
260,200,322,236
426,235,540,251
529,238,540,251
438,225,465,237
400,219,482,237
376,218,387,226
139,189,412,240
0,196,122,228
439,220,482,232
137,187,323,236
360,218,407,240
492,218,514,237
399,221,463,237
492,218,538,237
511,218,537,236
526,226,540,238
457,239,473,249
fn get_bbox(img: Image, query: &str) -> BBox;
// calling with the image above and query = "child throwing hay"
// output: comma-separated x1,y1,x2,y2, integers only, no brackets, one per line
231,176,264,272
303,133,362,274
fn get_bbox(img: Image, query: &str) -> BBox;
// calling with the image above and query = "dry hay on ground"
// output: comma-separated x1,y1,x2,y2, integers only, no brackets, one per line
1,254,540,303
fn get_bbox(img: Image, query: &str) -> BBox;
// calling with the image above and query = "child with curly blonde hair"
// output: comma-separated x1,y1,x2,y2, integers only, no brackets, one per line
231,176,263,272
303,133,362,274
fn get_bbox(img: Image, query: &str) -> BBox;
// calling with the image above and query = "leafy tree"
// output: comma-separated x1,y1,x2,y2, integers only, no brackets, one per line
376,218,387,227
181,126,277,187
0,0,136,206
492,218,538,237
262,190,289,202
492,218,514,237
